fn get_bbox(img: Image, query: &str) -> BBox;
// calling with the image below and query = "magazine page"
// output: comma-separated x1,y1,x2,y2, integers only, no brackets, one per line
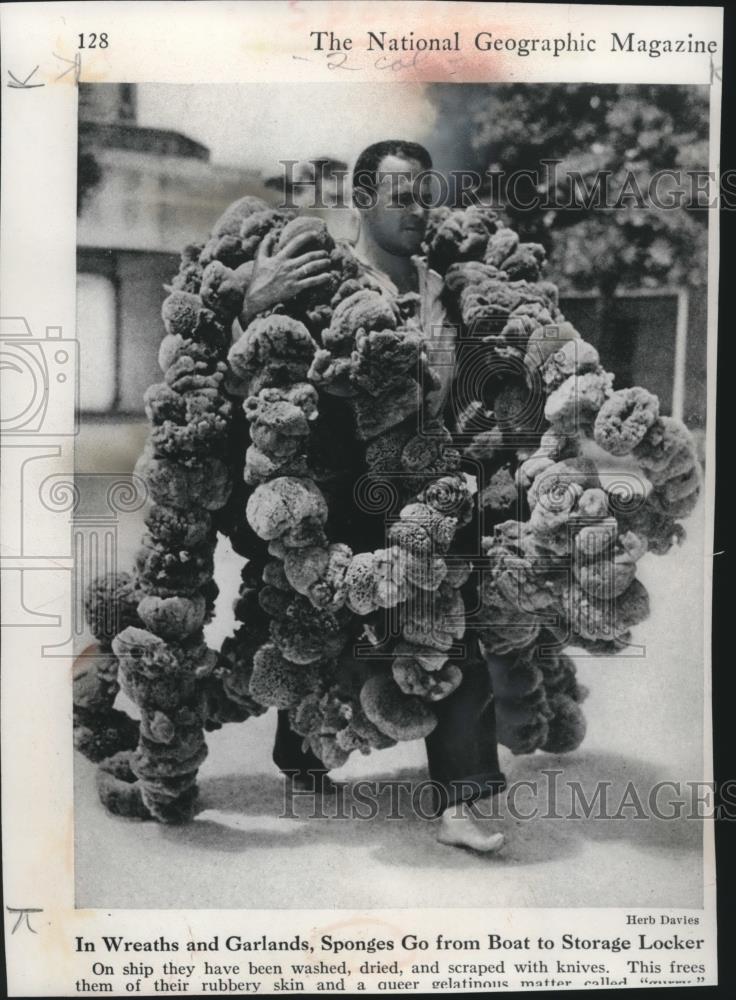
0,1,722,994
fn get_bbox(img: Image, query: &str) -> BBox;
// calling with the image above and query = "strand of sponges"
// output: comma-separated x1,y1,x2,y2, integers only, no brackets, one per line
246,475,329,552
360,671,438,742
96,751,152,820
362,422,462,505
481,453,653,654
232,311,364,766
538,338,701,544
342,473,472,618
283,542,353,612
537,646,588,753
312,287,432,439
425,205,500,273
201,205,287,269
114,226,245,821
112,626,215,822
249,556,355,766
345,548,407,615
247,562,354,766
268,591,350,665
485,639,588,755
289,678,398,769
543,371,615,435
349,473,472,706
73,655,141,764
295,274,478,736
477,525,557,655
434,210,698,762
75,573,143,762
391,641,463,701
229,315,319,397
240,383,352,740
382,488,473,700
86,198,290,821
322,288,402,352
249,643,330,709
457,277,555,332
630,415,702,528
239,381,357,741
171,243,205,294
86,257,223,819
484,643,552,754
243,382,318,485
240,310,474,755
526,457,603,548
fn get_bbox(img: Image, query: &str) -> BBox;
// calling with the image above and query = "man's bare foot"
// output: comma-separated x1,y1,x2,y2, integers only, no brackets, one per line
436,801,504,853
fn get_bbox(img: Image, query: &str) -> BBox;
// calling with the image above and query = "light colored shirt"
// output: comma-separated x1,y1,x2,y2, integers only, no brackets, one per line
352,251,457,418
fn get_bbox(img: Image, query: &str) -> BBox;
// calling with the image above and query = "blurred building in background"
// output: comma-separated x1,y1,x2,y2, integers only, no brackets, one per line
76,83,707,446
76,83,277,421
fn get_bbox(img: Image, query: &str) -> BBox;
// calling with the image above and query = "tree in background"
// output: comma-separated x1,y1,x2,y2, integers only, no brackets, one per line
427,83,709,296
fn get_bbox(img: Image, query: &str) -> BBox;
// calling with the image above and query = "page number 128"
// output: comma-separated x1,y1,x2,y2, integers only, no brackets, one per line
78,33,109,48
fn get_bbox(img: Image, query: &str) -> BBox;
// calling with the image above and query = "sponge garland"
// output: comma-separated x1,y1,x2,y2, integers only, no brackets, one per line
80,199,703,820
436,206,700,755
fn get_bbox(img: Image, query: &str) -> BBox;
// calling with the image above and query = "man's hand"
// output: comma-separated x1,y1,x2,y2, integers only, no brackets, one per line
240,229,333,326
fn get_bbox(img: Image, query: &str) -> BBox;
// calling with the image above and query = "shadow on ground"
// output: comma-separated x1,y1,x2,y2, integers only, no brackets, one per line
169,749,701,872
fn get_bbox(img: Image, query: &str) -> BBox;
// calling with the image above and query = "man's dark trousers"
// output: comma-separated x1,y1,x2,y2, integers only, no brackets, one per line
273,657,506,814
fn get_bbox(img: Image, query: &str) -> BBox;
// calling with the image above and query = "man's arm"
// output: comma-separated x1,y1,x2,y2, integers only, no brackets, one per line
239,229,334,327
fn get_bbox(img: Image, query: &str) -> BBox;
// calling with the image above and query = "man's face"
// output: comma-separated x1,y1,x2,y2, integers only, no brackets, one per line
362,153,429,256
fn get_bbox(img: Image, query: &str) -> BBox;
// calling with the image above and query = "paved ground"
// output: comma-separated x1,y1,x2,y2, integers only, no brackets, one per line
75,498,708,910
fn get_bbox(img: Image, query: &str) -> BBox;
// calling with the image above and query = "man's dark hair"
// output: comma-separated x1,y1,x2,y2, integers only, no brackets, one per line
352,140,432,207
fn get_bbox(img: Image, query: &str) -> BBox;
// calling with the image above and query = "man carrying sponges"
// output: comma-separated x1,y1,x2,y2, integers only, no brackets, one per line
239,140,506,853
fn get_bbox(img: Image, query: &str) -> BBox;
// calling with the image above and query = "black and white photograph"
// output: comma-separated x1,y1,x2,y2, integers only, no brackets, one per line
0,2,723,994
73,79,710,909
